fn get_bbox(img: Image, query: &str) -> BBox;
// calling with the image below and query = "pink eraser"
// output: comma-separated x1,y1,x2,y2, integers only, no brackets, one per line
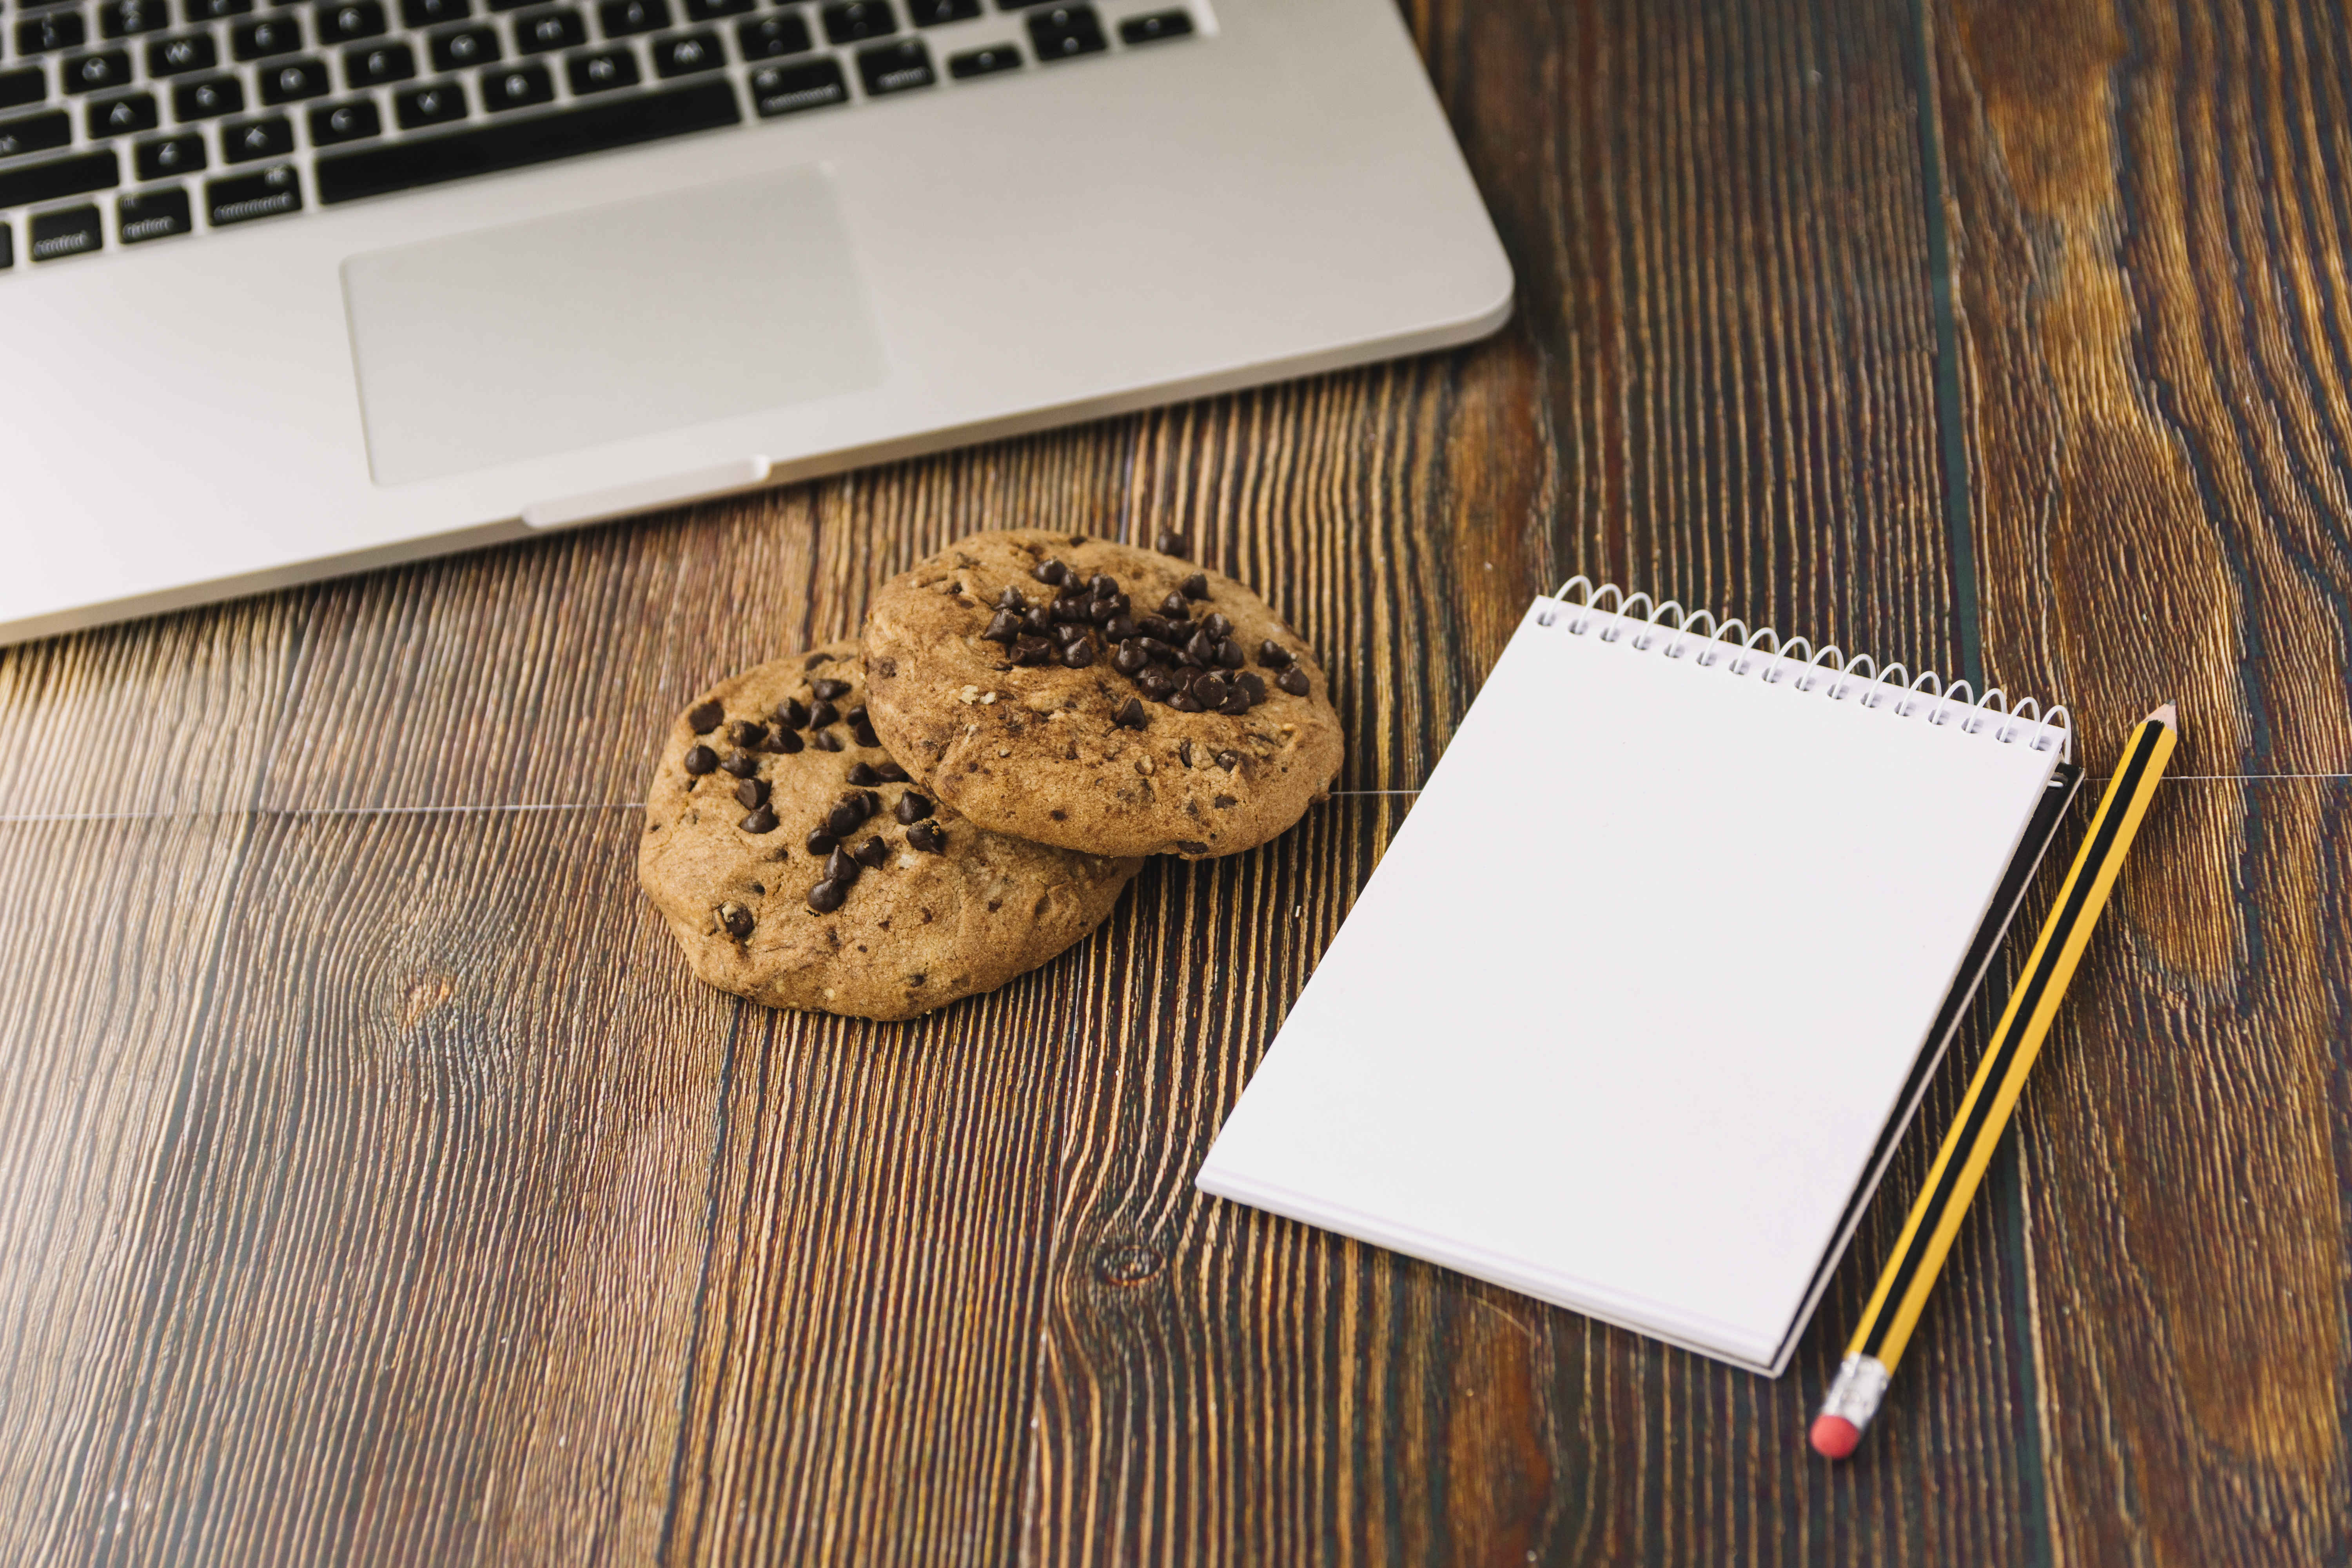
1809,1414,1860,1460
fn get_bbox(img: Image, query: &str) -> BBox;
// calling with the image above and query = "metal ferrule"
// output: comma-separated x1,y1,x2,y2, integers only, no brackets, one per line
1819,1354,1891,1432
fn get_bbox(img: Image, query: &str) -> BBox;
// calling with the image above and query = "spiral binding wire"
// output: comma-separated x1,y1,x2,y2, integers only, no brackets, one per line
1538,577,2073,761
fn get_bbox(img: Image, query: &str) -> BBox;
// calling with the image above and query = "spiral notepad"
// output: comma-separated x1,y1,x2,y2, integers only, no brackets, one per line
1198,580,2083,1374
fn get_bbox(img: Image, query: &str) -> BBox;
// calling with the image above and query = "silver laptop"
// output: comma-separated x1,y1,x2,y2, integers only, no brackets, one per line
0,0,1510,644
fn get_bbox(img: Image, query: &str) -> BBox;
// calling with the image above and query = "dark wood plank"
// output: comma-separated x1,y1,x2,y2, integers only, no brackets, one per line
1935,0,2352,1559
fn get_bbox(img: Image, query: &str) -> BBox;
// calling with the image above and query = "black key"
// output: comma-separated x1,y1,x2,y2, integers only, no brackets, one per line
207,161,299,222
345,41,415,83
30,205,103,261
318,77,735,201
316,0,388,41
185,0,256,20
514,7,584,52
945,40,1014,75
650,28,719,75
1118,7,1187,42
260,56,331,100
0,225,11,270
855,37,928,93
0,109,72,156
397,0,468,25
393,78,465,125
748,55,840,115
231,15,304,56
479,60,552,107
133,130,204,175
906,0,974,22
223,113,292,158
172,74,245,117
64,51,136,93
147,33,219,73
101,0,174,36
307,94,378,141
0,69,52,111
118,184,192,241
734,11,808,57
563,44,635,91
428,23,496,68
0,147,118,207
86,90,159,134
683,0,750,16
1025,3,1099,58
17,13,90,54
819,0,889,43
596,0,668,34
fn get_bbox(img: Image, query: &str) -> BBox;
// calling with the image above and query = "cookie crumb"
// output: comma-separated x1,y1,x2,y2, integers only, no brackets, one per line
997,746,1012,758
960,685,980,704
1136,756,1155,775
980,691,998,705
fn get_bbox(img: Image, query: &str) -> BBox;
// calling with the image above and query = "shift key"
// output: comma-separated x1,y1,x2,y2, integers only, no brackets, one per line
0,148,122,211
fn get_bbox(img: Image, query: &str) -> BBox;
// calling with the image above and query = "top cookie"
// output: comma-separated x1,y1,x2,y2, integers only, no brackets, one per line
638,641,1142,1020
863,530,1344,859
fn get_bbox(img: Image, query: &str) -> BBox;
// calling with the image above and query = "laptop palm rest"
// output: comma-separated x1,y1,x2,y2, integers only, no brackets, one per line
341,166,886,487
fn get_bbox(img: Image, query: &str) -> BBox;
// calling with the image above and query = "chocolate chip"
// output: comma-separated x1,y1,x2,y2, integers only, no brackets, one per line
861,789,882,817
1213,794,1238,809
853,722,882,748
853,836,890,869
1218,639,1245,669
720,901,754,938
1138,669,1177,698
804,652,832,670
774,697,810,729
894,793,933,824
1023,608,1054,636
1202,613,1232,639
740,803,779,834
1114,697,1148,730
877,762,910,782
736,778,770,808
1112,640,1151,676
1086,598,1119,625
1050,598,1083,625
826,800,865,838
906,821,944,853
846,705,867,728
1061,639,1098,669
723,719,761,749
768,728,806,755
1219,688,1252,716
1237,672,1267,706
810,731,844,752
807,880,846,914
1138,636,1177,664
1051,621,1088,646
1104,614,1137,642
847,762,880,786
983,610,1023,643
1180,573,1209,600
1185,630,1218,665
1257,641,1292,668
1175,839,1210,855
807,829,839,855
687,700,724,733
1194,674,1229,707
813,678,852,701
1058,577,1090,602
721,750,758,779
808,699,838,729
826,847,861,885
1170,691,1205,713
1214,750,1239,770
683,745,718,776
1178,739,1194,765
1277,666,1310,696
1013,638,1054,667
995,587,1025,610
1160,591,1192,619
1087,574,1119,597
1154,529,1188,557
1034,558,1069,585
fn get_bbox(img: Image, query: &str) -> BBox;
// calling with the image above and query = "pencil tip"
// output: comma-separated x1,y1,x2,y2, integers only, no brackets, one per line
2150,701,2178,729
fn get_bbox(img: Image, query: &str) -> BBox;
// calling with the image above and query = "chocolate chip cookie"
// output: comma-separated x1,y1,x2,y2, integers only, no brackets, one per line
863,530,1344,859
639,641,1143,1020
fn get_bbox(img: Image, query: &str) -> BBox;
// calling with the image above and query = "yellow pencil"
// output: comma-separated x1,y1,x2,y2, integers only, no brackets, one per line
1810,701,2180,1459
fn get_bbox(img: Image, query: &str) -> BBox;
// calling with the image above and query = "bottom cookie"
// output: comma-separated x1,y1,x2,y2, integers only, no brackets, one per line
639,641,1142,1020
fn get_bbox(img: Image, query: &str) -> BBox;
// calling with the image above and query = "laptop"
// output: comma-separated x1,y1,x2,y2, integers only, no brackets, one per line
0,0,1512,645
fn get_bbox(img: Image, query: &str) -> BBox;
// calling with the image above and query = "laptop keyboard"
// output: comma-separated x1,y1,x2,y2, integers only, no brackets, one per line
0,0,1199,267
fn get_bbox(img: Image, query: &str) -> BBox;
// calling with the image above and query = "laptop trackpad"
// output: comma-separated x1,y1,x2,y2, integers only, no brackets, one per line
342,167,885,486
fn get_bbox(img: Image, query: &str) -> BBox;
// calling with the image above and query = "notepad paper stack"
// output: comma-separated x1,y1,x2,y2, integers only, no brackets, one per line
1198,581,2081,1374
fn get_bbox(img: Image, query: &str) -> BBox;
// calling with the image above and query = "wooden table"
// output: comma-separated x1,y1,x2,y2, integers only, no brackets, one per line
3,1,2344,1561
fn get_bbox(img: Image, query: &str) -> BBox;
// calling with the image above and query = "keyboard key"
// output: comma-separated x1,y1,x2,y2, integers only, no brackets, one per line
1117,7,1186,42
30,205,103,261
480,60,552,108
308,94,379,140
735,11,808,57
0,109,73,157
397,0,469,25
945,40,1014,76
133,130,205,176
87,91,160,134
17,13,90,55
261,56,332,100
393,79,465,125
907,0,975,23
428,24,498,68
317,0,388,41
683,0,751,16
318,77,735,201
172,74,246,118
207,161,300,223
0,147,118,207
1024,4,1099,59
224,113,293,158
597,0,669,35
650,29,719,75
185,0,257,20
345,41,416,83
147,33,219,73
0,226,11,270
855,37,928,93
231,15,305,57
819,0,890,43
563,45,636,91
514,7,585,52
0,69,49,111
101,0,174,36
64,51,136,93
118,184,192,241
749,56,840,115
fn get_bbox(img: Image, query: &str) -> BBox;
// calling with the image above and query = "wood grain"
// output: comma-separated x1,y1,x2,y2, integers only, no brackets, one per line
1935,0,2352,1561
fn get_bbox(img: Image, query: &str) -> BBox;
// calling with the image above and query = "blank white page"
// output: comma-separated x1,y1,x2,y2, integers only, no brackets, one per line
1198,597,2064,1371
